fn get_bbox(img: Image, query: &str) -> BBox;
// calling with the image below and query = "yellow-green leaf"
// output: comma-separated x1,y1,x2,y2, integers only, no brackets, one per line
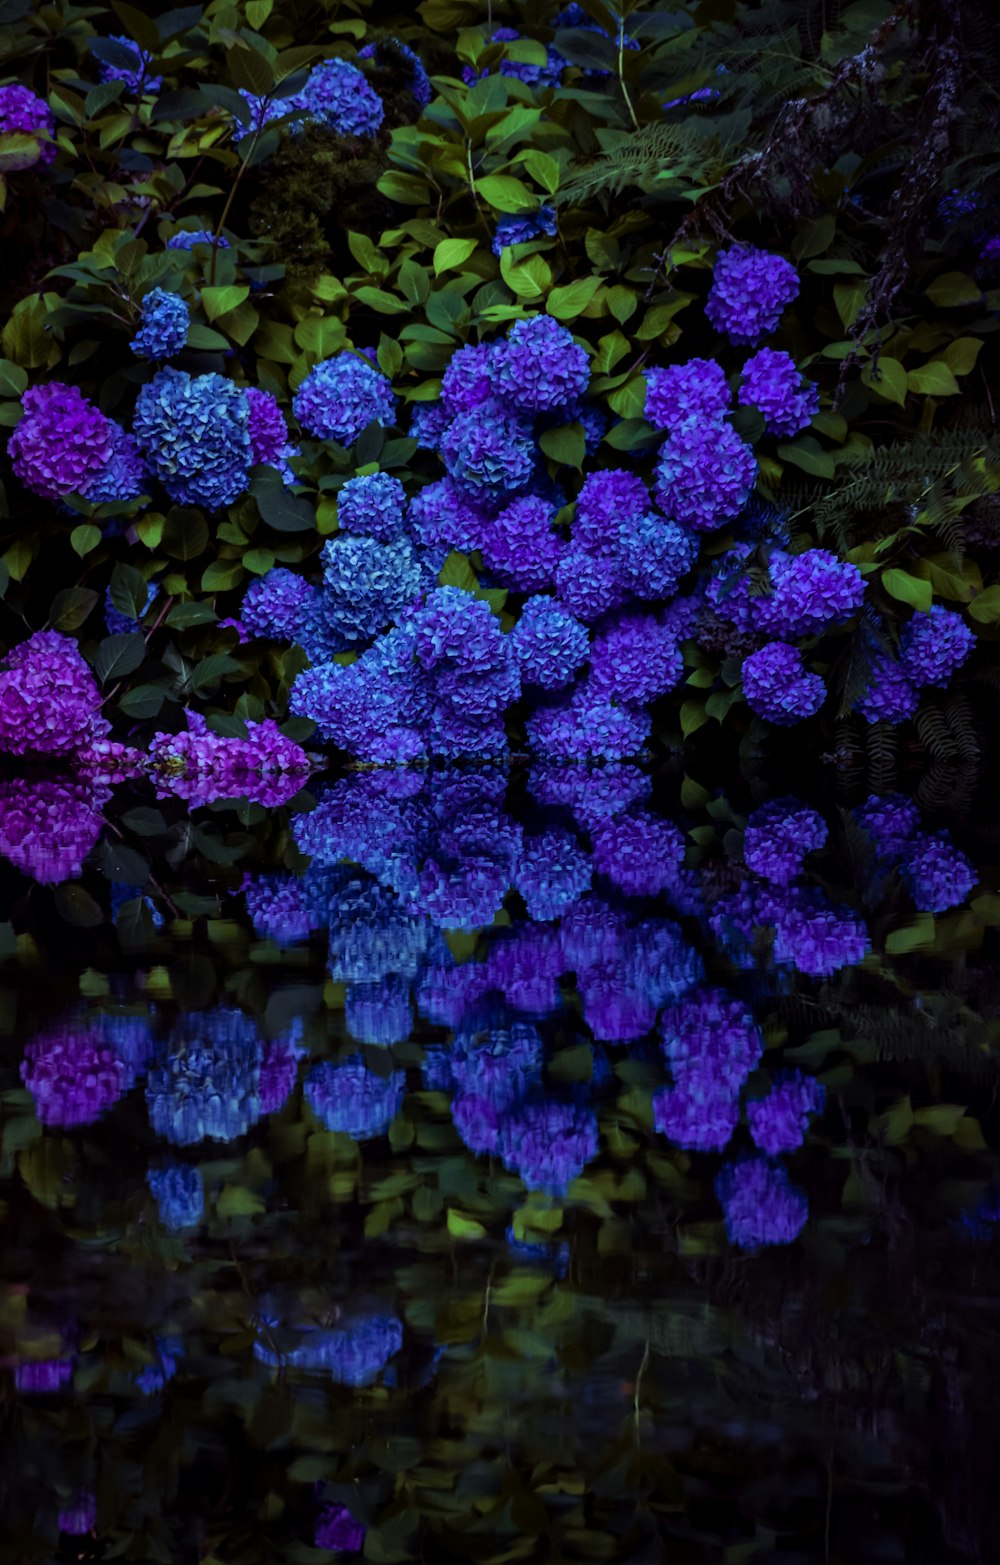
475,173,537,213
862,356,906,406
433,237,477,275
906,361,961,397
202,284,250,322
881,567,933,612
447,1209,487,1240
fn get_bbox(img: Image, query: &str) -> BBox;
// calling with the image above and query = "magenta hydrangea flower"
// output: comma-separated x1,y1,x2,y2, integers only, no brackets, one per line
148,713,311,807
705,246,800,344
16,1358,73,1393
653,417,756,531
21,1022,128,1126
8,383,114,500
0,775,107,883
742,641,826,725
644,358,731,429
315,1504,366,1553
0,630,108,759
0,83,56,165
747,1070,826,1154
738,347,819,436
245,387,289,466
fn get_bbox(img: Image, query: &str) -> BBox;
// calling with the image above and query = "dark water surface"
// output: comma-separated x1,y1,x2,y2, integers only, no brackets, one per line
2,759,999,1564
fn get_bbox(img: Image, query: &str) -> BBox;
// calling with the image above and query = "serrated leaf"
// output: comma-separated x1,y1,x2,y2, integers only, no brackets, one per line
50,587,99,632
93,633,146,683
475,173,537,213
110,562,151,621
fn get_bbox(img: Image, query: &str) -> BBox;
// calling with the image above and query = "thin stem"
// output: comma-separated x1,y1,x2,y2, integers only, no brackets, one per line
618,19,640,132
211,118,267,283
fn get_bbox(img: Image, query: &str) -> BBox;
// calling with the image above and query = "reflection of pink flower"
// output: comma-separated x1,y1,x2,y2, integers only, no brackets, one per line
315,1503,365,1552
58,1490,97,1535
0,774,107,883
15,1358,72,1393
21,1022,127,1127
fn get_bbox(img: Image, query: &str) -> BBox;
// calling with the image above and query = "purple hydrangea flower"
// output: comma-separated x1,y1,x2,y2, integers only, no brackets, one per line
134,367,252,510
0,83,55,164
475,493,566,591
653,418,756,532
300,57,384,135
305,1056,405,1139
488,315,590,414
148,714,311,808
751,548,866,638
408,476,485,553
345,975,414,1046
21,1022,127,1126
439,404,535,502
16,1358,72,1393
492,206,558,255
592,810,685,897
0,775,106,884
336,471,407,542
499,1100,599,1193
8,383,114,500
96,35,162,93
853,794,921,862
758,885,870,975
902,832,977,912
526,678,651,760
738,347,819,436
705,246,800,345
86,425,149,505
259,1031,304,1113
644,358,731,429
464,27,563,88
899,605,975,687
241,568,342,663
516,827,592,921
554,548,629,621
293,353,396,443
747,1070,826,1154
408,400,453,450
245,387,289,466
743,797,828,886
653,1078,740,1151
58,1491,97,1535
0,630,108,759
617,512,699,600
441,343,497,414
742,641,826,725
716,1156,808,1248
511,596,589,689
321,533,427,643
131,288,188,360
573,469,651,554
660,987,763,1092
855,656,919,724
316,1504,366,1553
589,611,683,704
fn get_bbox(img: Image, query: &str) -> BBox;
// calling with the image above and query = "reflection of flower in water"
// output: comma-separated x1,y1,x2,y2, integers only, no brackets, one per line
316,1503,366,1552
499,1100,599,1195
147,1163,204,1229
15,1358,73,1393
58,1490,97,1535
255,1313,403,1386
0,774,107,883
716,1157,808,1249
146,1010,261,1146
304,1057,405,1141
21,1022,128,1127
747,1071,826,1155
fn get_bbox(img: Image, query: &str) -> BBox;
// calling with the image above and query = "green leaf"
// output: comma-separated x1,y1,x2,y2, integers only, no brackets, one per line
680,698,708,736
861,356,907,406
546,277,601,320
164,506,209,560
885,912,935,954
94,633,146,683
202,284,250,321
538,422,585,468
201,559,244,591
0,132,45,172
111,0,161,52
521,148,560,194
50,587,98,632
907,361,961,397
475,173,538,213
881,568,933,613
926,271,981,307
500,250,551,301
438,550,478,591
118,682,168,717
776,436,834,478
252,470,315,532
0,358,27,398
54,885,104,928
375,170,431,205
939,336,983,376
217,1184,266,1218
184,322,231,351
71,524,102,558
226,42,274,96
447,1208,487,1240
243,548,275,575
166,601,217,629
110,562,151,621
433,237,478,275
968,585,1000,624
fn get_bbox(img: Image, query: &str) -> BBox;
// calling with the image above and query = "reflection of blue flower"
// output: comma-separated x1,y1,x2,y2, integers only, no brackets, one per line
148,1162,204,1229
146,1010,261,1145
747,1071,826,1155
327,877,430,983
716,1157,808,1248
516,828,591,921
305,1057,405,1139
255,1313,402,1385
449,1017,543,1108
345,976,413,1047
499,1100,598,1194
134,1336,181,1395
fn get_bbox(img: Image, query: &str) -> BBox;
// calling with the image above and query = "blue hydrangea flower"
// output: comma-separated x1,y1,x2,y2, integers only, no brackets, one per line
758,885,870,976
902,832,977,911
290,626,425,761
326,877,430,983
167,228,230,250
255,1313,403,1385
526,678,651,760
660,986,763,1093
407,477,485,553
488,315,590,414
96,34,162,94
145,1010,262,1145
716,1157,808,1248
408,401,452,451
86,425,149,506
654,417,756,532
131,288,189,361
293,353,396,443
498,1100,599,1194
439,404,535,502
345,976,414,1047
337,471,407,542
463,27,563,88
449,1016,543,1107
742,641,826,725
705,246,801,345
853,794,921,862
554,548,629,621
134,1336,181,1395
589,611,683,703
320,533,428,643
300,57,384,136
516,828,592,921
899,605,975,687
241,568,344,663
148,1162,204,1229
747,1070,826,1154
738,347,819,436
475,494,566,591
492,207,558,256
644,358,731,429
591,810,685,897
855,656,919,724
440,343,497,414
573,469,651,554
653,1077,740,1151
134,368,252,510
751,548,866,638
743,798,828,886
511,596,589,689
304,1057,405,1139
616,512,698,599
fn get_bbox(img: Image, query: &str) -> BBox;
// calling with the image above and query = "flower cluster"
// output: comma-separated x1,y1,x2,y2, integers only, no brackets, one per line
95,35,162,94
0,631,108,759
21,1022,128,1127
857,605,975,723
742,641,826,724
705,246,801,344
131,288,189,360
492,207,558,255
0,83,55,164
134,368,252,510
8,383,115,500
293,352,396,444
738,347,819,436
145,1009,262,1145
715,1157,809,1248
